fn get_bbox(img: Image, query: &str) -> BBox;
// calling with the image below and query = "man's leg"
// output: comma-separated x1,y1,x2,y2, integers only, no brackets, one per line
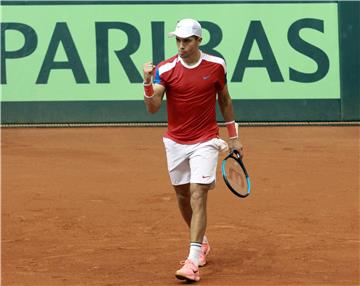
174,183,210,264
189,183,210,244
182,183,211,267
173,183,192,228
175,183,211,281
185,139,218,269
173,182,214,229
173,139,218,281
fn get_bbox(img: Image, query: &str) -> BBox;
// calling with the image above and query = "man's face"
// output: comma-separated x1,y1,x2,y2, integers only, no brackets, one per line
176,36,202,58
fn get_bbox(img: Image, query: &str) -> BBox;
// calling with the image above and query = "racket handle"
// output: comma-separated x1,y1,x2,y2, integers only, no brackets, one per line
231,149,242,159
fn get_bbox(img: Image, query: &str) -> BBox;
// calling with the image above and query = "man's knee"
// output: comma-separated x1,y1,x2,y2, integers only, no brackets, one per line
190,183,210,201
174,184,190,199
191,182,213,193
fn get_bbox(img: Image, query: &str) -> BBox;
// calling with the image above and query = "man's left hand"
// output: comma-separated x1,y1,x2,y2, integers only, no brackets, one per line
228,138,244,158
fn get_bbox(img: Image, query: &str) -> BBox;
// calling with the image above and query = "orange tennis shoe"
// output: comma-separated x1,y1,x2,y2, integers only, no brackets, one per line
175,259,200,282
199,241,210,267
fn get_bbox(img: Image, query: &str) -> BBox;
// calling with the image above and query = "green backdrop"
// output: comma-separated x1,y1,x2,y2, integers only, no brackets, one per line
1,0,359,123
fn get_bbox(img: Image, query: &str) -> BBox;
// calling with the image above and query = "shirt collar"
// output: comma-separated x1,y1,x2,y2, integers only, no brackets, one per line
178,50,203,69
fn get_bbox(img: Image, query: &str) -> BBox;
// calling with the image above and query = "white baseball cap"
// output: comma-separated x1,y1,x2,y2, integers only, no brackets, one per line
168,19,202,38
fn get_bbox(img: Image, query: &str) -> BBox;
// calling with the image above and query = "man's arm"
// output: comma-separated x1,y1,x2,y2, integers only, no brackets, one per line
218,84,244,157
143,62,166,114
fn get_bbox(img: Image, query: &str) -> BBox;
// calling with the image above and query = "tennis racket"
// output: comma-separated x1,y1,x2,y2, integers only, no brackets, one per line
221,149,251,198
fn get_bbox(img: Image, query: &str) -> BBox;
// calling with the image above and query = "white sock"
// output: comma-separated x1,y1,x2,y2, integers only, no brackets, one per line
187,242,202,266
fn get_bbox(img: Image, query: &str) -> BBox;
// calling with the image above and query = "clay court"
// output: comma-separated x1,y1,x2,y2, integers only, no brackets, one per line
2,126,359,285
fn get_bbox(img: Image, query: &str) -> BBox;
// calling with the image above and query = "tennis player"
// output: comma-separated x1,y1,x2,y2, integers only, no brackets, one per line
142,18,243,282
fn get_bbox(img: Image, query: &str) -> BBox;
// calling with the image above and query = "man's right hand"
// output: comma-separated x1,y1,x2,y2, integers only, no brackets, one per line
143,62,155,83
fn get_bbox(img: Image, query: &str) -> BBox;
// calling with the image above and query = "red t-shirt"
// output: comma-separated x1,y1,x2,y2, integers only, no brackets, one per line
154,52,227,144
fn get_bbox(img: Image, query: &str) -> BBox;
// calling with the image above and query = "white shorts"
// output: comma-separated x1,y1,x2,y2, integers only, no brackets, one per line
163,137,228,186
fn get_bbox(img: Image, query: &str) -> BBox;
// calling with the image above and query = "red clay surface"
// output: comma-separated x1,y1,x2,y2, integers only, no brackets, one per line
2,126,359,286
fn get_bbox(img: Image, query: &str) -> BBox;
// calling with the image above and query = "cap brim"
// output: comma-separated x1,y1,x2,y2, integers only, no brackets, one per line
168,31,196,38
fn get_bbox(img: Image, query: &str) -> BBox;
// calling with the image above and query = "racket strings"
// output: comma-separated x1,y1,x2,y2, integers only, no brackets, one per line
224,158,247,194
228,164,245,188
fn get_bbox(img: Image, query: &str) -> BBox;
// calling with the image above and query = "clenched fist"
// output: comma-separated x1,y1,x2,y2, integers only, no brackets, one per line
143,62,155,83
